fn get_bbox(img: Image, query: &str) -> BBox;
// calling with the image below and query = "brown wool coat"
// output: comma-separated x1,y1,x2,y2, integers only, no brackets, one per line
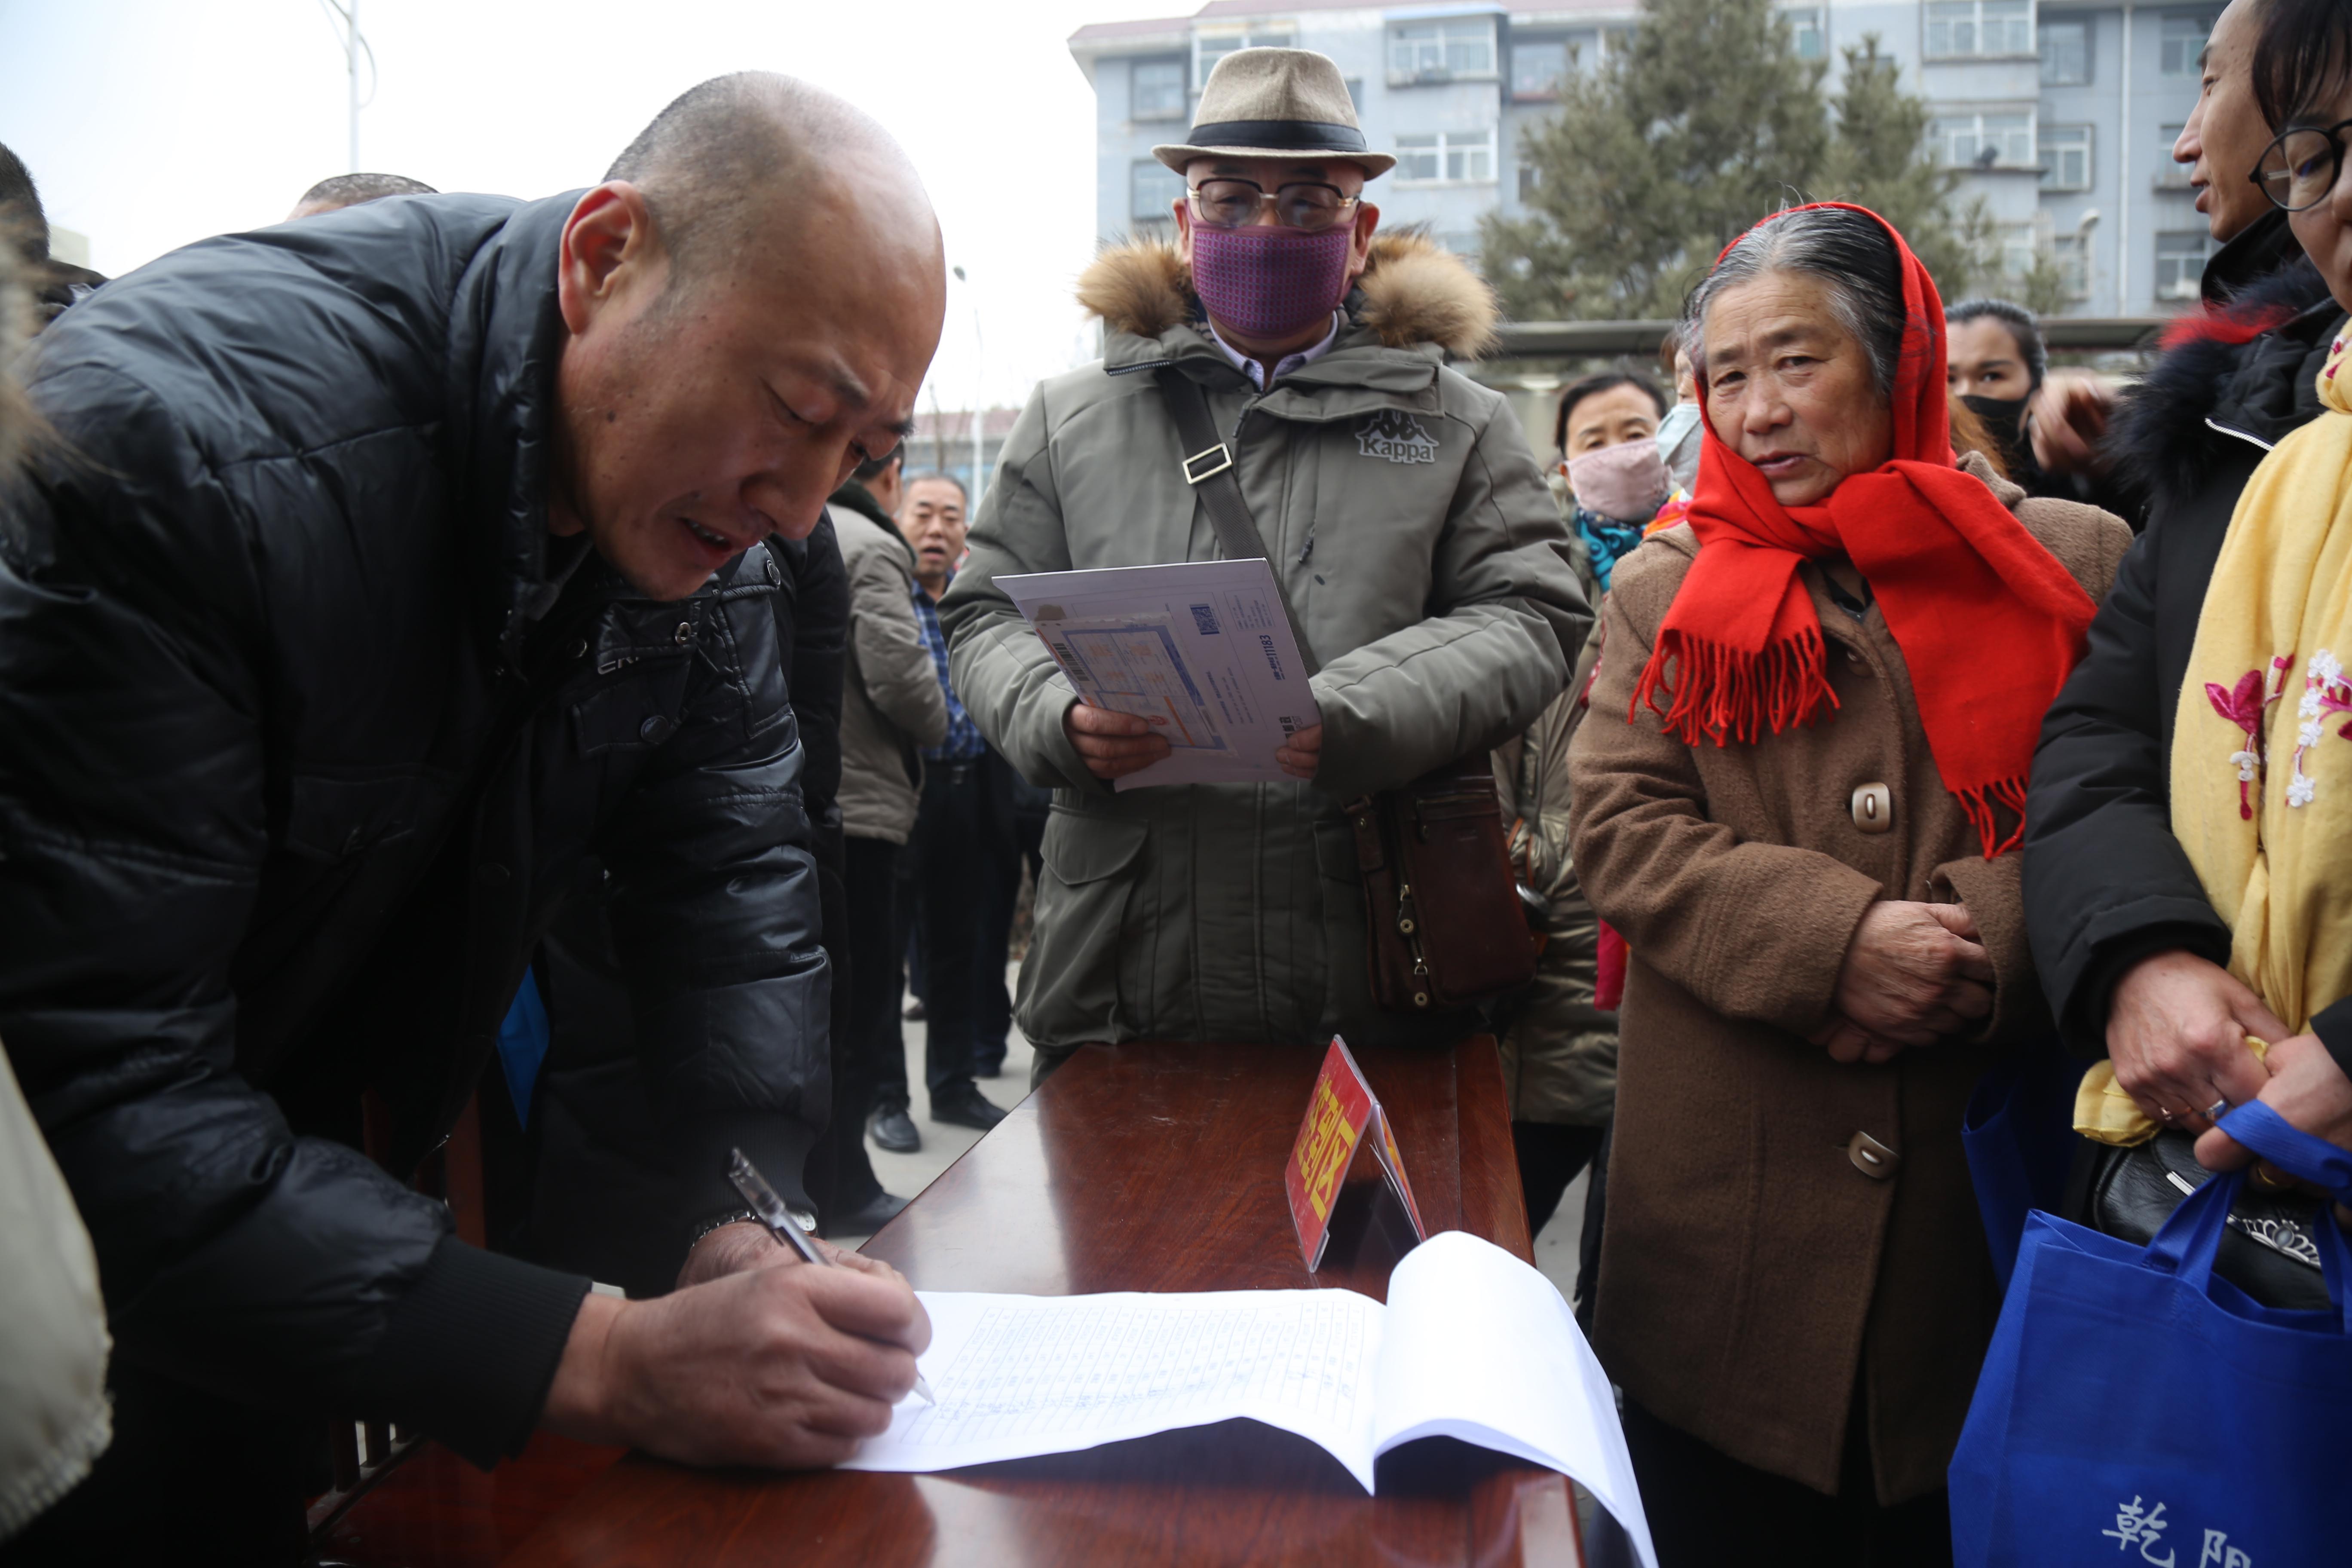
1566,455,2132,1503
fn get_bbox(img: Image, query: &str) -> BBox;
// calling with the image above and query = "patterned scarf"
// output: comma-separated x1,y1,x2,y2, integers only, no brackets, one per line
1629,203,2098,858
2171,324,2352,1033
1573,506,1648,594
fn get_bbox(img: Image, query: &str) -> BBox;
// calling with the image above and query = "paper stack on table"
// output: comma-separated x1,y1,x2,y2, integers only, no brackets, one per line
840,1230,1657,1568
996,559,1320,790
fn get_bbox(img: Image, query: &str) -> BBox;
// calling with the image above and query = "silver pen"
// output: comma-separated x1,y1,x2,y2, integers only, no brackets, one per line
726,1148,935,1404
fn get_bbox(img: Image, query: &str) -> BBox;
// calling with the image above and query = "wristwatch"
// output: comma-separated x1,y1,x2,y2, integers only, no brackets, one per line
691,1209,761,1245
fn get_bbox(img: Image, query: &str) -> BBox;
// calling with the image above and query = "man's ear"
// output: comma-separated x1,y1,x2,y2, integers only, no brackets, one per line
557,182,665,337
1171,196,1194,265
1346,201,1381,284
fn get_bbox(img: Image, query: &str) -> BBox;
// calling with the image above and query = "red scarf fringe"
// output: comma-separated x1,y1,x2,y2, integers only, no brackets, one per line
1630,625,1841,746
1954,776,2030,860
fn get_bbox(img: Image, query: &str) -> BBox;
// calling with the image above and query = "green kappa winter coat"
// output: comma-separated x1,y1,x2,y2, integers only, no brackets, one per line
940,233,1590,1054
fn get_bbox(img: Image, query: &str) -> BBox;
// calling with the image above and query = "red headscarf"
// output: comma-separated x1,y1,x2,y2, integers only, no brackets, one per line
1629,203,2097,858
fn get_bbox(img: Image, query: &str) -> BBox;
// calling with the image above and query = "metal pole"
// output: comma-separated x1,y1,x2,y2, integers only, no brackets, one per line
347,0,361,172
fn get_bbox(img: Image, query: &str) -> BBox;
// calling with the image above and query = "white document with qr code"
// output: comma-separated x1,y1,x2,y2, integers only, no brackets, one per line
995,558,1321,790
839,1231,1658,1568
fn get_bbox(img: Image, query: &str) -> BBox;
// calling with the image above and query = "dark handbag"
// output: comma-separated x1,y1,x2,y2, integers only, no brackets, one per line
2085,1131,2332,1310
1154,367,1537,1014
1345,762,1539,1011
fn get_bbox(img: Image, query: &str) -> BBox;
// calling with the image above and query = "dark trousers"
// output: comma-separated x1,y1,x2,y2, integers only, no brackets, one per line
904,756,992,1099
972,751,1044,1071
846,834,916,1123
1511,1120,1605,1236
1620,1396,1952,1568
808,838,889,1224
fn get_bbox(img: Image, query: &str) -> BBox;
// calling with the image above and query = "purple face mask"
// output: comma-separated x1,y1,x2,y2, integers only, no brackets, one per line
1190,223,1353,343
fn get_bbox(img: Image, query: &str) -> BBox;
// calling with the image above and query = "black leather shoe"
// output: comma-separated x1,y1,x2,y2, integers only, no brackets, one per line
829,1190,910,1236
930,1086,1007,1131
867,1106,920,1153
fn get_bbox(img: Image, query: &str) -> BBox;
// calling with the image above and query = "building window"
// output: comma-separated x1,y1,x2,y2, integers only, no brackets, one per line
1924,0,2034,59
1130,160,1185,234
1784,7,1826,60
1512,39,1570,98
1393,129,1498,184
1344,77,1364,112
1390,19,1496,81
2051,232,2092,300
1997,223,2040,282
1518,163,1540,200
2041,122,2092,190
1194,28,1295,86
1930,109,2036,169
1132,59,1186,121
2159,13,2213,78
2155,230,2215,300
2156,122,2192,186
2038,19,2089,83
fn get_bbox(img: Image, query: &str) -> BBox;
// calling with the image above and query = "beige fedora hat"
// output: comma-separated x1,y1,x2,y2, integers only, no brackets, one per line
1152,47,1395,178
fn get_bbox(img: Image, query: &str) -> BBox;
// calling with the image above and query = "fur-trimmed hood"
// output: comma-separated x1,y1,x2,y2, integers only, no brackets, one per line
2104,255,2340,505
1076,230,1500,359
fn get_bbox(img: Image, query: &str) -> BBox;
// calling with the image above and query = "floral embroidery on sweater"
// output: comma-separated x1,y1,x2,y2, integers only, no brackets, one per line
2206,655,2293,820
2288,649,2352,808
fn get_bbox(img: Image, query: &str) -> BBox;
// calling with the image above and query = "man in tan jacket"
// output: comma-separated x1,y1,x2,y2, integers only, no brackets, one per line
825,449,947,1219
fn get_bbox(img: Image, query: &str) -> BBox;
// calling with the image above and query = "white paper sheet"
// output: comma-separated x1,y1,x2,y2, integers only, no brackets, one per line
1372,1231,1659,1568
996,559,1320,790
841,1286,1386,1488
836,1233,1658,1568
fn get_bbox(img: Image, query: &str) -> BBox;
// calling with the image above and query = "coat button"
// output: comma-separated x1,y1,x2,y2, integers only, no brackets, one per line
674,621,693,646
1851,782,1893,834
1842,644,1866,668
1847,1130,1899,1179
476,862,511,887
640,714,676,744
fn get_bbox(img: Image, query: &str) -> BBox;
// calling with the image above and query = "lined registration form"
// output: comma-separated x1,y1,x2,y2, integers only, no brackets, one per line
996,558,1320,789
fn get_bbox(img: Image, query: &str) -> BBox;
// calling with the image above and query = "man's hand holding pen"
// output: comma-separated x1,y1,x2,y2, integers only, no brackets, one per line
541,1231,931,1469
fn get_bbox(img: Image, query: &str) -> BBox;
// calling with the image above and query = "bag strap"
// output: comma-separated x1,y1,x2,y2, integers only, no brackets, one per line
1153,365,1321,677
2214,1101,2352,1206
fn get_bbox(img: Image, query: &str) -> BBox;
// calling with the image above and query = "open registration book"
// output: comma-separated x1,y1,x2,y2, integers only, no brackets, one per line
842,1230,1658,1568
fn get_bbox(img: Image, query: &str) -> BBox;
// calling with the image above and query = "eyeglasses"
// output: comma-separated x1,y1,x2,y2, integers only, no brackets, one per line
1186,178,1360,233
2252,118,2352,213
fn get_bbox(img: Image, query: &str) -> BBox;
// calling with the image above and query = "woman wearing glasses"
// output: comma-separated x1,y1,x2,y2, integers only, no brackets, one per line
2025,0,2352,1200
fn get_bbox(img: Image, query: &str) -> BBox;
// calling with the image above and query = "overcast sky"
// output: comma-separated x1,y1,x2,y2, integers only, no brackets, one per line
0,0,1185,412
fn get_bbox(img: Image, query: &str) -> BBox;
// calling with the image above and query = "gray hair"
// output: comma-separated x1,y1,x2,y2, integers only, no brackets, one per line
1945,296,2047,388
1683,206,1909,398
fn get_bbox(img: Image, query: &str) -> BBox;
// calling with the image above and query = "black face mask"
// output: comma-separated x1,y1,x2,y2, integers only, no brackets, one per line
1960,392,2035,474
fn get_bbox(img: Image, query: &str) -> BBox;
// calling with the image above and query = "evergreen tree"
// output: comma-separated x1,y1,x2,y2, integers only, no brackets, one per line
1484,0,2004,319
1819,37,1999,306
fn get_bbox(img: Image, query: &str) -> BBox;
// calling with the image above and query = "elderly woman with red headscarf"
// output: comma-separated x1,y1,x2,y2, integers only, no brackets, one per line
1565,204,2132,1565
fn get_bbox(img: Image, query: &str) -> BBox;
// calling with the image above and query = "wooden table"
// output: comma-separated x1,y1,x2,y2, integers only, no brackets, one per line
338,1036,1584,1566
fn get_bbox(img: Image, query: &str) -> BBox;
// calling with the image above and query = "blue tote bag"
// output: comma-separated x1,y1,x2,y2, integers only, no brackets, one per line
1961,1040,2086,1293
1950,1102,2352,1567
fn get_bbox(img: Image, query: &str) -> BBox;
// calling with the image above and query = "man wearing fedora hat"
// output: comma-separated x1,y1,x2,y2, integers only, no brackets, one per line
940,48,1587,1069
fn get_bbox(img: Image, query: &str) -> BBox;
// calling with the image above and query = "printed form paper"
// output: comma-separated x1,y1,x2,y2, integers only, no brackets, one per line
839,1232,1657,1568
995,559,1319,790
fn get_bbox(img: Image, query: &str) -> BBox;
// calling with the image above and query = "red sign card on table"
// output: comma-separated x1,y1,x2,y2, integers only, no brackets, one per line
1283,1036,1427,1270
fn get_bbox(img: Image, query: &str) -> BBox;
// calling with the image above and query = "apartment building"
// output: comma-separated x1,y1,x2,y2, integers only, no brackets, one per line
1067,0,2220,316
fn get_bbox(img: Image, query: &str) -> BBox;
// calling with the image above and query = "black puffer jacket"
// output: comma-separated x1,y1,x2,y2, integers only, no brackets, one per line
0,193,828,1466
2025,211,2348,1060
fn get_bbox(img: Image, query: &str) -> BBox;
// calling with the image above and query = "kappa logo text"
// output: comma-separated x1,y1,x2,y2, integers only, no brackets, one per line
1355,410,1438,465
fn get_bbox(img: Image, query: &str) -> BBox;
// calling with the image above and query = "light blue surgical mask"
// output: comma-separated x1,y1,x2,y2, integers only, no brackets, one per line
1654,401,1704,492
